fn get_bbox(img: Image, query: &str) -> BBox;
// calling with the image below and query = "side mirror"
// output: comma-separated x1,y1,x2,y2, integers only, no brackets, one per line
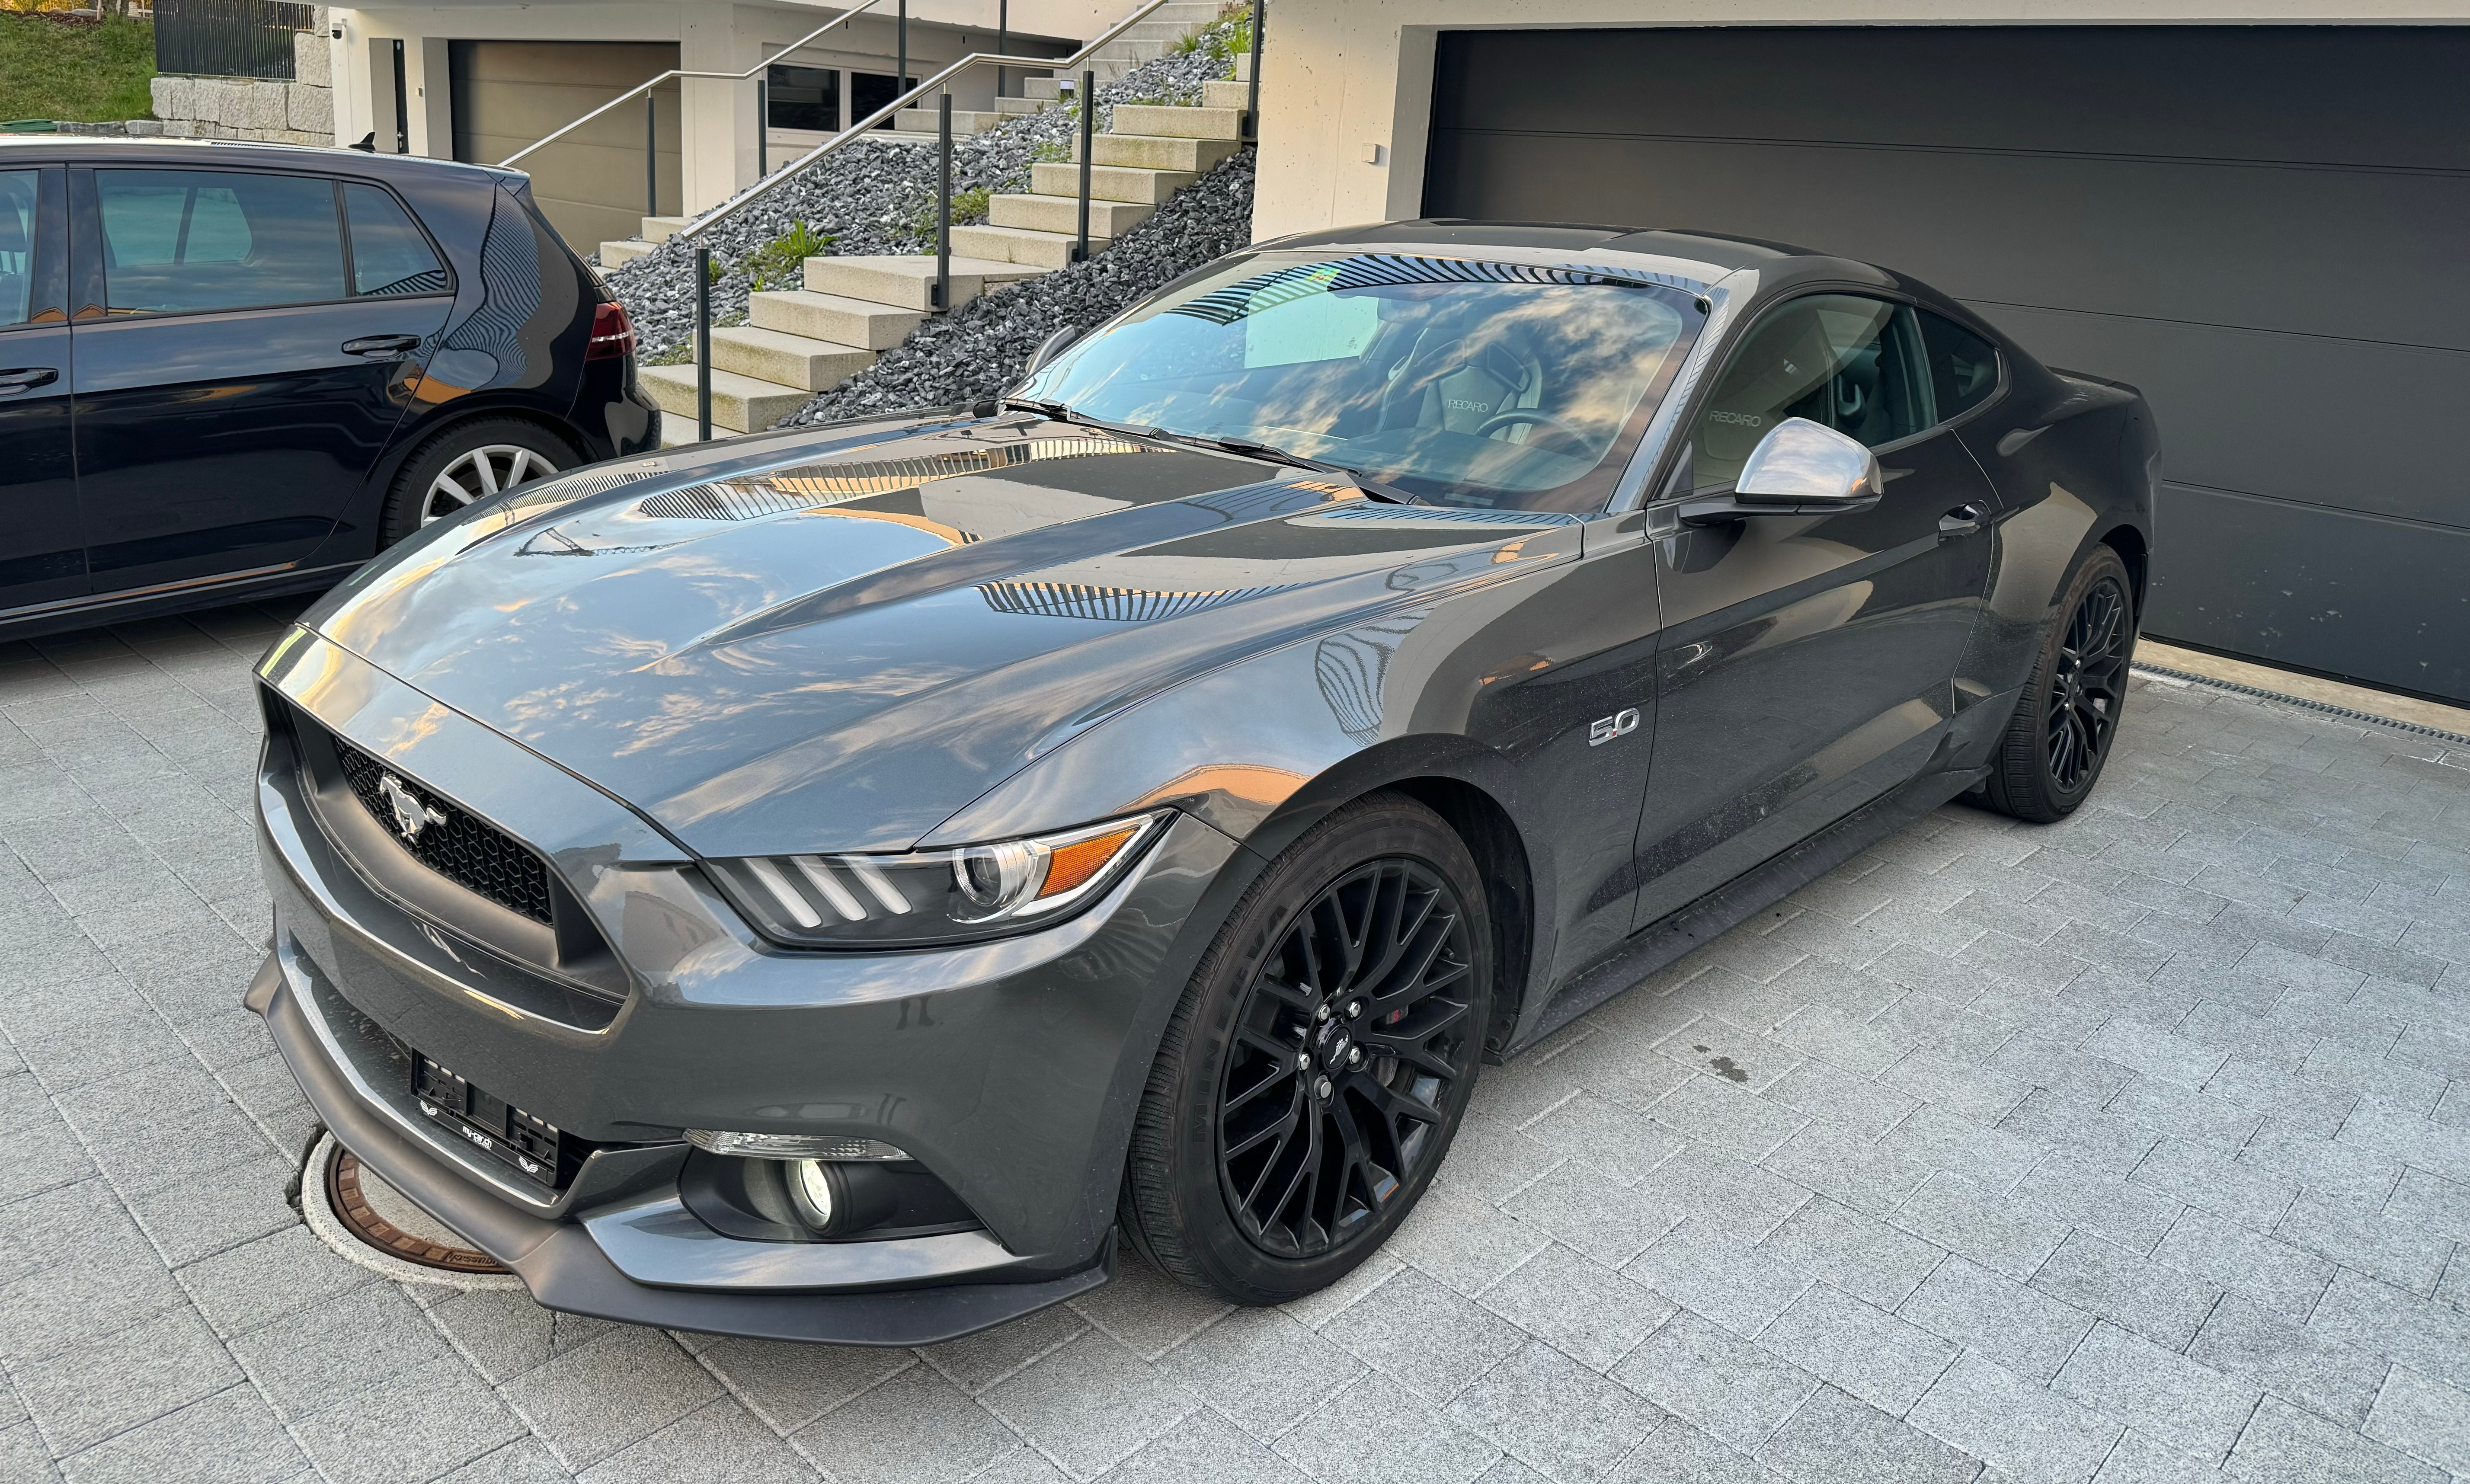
1680,417,1883,524
1023,323,1084,376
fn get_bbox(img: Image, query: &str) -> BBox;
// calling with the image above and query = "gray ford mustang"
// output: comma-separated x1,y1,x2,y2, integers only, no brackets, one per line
248,221,2155,1344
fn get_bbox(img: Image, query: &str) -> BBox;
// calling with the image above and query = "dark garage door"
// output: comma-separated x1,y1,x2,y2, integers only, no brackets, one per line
1424,27,2470,704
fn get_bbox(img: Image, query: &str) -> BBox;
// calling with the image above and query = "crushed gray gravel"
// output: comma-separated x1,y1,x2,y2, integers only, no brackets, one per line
604,15,1248,361
781,147,1253,426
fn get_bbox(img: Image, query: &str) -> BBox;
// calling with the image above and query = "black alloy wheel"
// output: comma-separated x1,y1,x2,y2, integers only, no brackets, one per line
1217,858,1478,1259
1982,544,2136,822
1120,793,1492,1304
2045,577,2129,791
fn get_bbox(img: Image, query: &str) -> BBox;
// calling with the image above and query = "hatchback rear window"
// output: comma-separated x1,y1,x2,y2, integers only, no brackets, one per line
343,182,447,296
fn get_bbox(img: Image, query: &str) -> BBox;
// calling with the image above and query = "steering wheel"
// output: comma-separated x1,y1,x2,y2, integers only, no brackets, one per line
1475,409,1590,457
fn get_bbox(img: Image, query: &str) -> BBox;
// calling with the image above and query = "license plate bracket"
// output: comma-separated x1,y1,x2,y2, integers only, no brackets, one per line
410,1056,565,1191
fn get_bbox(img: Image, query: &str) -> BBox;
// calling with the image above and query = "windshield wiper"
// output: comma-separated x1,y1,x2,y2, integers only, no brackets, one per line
1189,434,1425,505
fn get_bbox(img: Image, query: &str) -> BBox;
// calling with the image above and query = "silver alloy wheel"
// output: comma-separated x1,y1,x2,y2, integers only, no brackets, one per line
421,444,560,525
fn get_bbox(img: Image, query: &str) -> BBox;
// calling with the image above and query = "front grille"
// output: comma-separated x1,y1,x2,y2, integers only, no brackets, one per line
333,742,555,924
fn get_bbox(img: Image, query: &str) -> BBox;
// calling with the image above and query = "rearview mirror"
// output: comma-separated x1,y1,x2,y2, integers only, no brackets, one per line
1731,417,1882,513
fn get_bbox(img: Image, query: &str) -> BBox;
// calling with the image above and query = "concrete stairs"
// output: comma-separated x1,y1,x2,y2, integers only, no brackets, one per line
636,19,1251,445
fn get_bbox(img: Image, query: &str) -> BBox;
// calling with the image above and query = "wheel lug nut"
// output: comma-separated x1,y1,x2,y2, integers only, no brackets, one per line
1314,1076,1332,1099
1314,1004,1331,1022
1345,1001,1362,1020
1296,1052,1312,1070
1347,1046,1363,1068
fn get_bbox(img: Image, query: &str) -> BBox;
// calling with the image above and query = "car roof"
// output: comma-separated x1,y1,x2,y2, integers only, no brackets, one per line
0,134,520,187
1254,218,1900,296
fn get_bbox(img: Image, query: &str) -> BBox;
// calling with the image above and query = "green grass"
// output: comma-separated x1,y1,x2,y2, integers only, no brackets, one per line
0,13,156,124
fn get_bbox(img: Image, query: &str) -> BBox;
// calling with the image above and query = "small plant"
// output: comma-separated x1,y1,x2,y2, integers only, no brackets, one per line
739,220,833,292
1030,137,1071,166
909,186,993,243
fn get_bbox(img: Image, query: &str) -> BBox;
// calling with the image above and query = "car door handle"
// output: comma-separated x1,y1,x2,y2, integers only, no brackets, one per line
1939,503,1987,536
342,335,422,357
0,367,60,394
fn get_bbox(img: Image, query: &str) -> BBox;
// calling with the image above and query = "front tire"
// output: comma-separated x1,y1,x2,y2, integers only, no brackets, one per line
1120,793,1492,1305
1982,545,2135,822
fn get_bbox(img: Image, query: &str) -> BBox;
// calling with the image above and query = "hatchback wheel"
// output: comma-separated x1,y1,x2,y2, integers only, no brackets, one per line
1120,793,1491,1304
1983,545,2135,822
380,419,578,547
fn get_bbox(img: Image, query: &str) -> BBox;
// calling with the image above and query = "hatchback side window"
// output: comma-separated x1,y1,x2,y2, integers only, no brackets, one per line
1920,310,2001,422
96,168,345,314
0,170,36,326
1686,294,1931,490
343,183,447,297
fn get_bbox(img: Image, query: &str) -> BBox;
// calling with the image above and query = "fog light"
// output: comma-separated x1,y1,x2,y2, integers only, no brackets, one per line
686,1130,908,1161
787,1159,836,1232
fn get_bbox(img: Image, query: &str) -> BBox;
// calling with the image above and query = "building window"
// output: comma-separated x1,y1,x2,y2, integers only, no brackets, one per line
850,71,920,128
767,64,838,132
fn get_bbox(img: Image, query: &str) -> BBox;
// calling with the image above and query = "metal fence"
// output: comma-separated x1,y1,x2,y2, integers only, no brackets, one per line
154,0,316,80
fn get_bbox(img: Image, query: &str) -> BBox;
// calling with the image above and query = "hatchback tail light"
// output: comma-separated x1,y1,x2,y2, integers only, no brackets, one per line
587,301,636,361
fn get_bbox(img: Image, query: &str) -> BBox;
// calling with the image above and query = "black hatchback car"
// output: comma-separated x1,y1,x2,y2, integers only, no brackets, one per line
0,138,658,638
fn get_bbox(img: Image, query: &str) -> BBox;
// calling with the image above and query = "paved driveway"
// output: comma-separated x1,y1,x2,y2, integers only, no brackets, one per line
2,603,2466,1484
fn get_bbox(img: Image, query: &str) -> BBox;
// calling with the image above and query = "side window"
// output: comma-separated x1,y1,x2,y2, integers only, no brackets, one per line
343,184,446,297
96,169,345,314
0,170,35,327
1920,310,2001,422
1686,294,1932,490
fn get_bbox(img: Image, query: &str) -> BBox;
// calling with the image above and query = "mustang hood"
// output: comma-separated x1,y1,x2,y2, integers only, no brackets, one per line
306,417,1577,856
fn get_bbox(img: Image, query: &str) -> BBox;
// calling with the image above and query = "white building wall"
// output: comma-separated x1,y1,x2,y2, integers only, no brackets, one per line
1252,0,2470,242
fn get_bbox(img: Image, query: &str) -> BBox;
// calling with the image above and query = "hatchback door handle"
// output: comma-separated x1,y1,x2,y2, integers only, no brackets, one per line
342,334,422,357
1939,502,1987,535
0,367,59,394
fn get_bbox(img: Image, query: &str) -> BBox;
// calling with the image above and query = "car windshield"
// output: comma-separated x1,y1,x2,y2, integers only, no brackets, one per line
1017,252,1707,513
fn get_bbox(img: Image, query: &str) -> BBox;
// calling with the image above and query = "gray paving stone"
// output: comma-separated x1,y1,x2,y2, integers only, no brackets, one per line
1758,1197,1946,1311
1891,1172,2070,1280
1761,1121,1936,1216
2224,1397,2444,1484
2003,1090,2162,1176
2030,1233,2221,1351
2089,1431,2230,1484
698,1338,914,1433
425,1291,612,1388
2361,1366,2470,1476
1647,1075,1810,1163
227,1279,452,1421
1102,1408,1305,1484
1157,1308,1364,1439
1756,1282,1958,1417
1447,1339,1662,1484
1761,1057,1921,1140
0,1423,56,1484
2383,1168,2470,1246
2127,1139,2296,1233
52,1384,304,1484
983,1327,1198,1479
914,1302,1084,1394
2274,1193,2456,1296
2190,1295,2391,1430
428,1439,573,1484
1907,1354,2123,1484
573,1398,814,1484
293,1353,528,1484
498,1327,720,1471
1627,1216,1815,1337
792,1363,1015,1484
1273,1378,1501,1484
1382,1181,1555,1296
2307,1271,2470,1388
1653,1015,1808,1093
2052,1324,2257,1462
15,1302,238,1456
1885,1106,2046,1194
1612,1311,1818,1452
1322,1267,1526,1404
1475,1244,1677,1373
1527,1092,1689,1185
1757,1385,1981,1484
1502,1161,1687,1268
2150,1210,2334,1325
1899,1257,2096,1386
1611,1418,1789,1484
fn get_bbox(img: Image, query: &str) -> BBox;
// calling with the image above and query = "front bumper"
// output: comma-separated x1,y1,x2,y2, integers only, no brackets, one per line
250,628,1242,1343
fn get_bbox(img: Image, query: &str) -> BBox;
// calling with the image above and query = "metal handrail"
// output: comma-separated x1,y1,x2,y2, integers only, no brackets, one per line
674,0,1178,241
496,0,893,168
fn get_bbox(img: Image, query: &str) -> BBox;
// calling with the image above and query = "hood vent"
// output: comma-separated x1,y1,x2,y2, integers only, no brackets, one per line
635,437,1148,522
977,578,1304,623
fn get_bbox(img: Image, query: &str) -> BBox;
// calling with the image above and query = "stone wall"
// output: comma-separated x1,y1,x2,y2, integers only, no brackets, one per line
146,16,335,147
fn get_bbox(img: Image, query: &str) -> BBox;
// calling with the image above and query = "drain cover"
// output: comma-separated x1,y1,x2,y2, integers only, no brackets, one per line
301,1133,524,1291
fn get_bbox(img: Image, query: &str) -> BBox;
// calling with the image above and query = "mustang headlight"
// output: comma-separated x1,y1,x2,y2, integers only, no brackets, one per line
705,812,1167,948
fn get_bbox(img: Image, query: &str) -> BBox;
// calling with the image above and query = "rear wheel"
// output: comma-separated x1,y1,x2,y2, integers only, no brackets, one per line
378,418,577,547
1120,794,1491,1304
1982,545,2135,822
